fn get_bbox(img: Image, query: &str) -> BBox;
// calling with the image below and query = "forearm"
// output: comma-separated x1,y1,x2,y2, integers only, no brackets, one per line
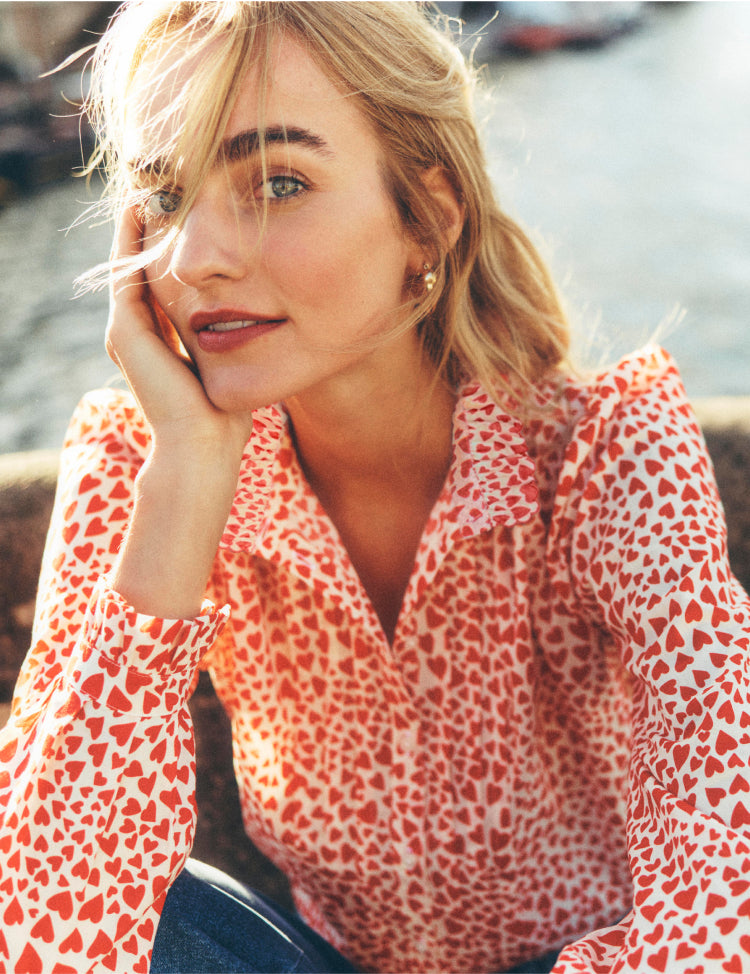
111,441,241,619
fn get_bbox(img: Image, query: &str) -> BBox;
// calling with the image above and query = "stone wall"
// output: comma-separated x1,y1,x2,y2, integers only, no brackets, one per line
1,398,748,903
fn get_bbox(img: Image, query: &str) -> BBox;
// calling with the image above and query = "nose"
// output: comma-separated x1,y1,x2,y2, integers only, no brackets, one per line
169,191,257,288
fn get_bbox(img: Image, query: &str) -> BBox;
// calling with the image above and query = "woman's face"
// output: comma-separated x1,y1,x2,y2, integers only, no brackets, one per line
132,35,425,413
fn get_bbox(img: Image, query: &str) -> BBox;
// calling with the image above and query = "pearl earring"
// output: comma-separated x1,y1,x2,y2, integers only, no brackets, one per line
423,263,437,292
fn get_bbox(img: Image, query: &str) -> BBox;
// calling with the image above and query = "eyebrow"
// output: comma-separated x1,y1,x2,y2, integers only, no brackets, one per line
219,125,333,162
128,125,332,182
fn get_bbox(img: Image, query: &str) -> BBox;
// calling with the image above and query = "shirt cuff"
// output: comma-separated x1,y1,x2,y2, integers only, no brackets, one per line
65,576,229,716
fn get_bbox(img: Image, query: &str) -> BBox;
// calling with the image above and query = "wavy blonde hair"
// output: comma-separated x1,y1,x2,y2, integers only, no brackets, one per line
84,0,570,397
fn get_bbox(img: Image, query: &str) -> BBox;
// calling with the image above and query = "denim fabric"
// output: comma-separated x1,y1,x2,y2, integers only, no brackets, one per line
505,947,560,972
151,859,560,974
150,859,356,973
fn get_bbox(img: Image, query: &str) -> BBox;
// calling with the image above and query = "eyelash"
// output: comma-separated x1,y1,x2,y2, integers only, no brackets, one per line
141,169,309,221
255,172,308,201
143,190,181,218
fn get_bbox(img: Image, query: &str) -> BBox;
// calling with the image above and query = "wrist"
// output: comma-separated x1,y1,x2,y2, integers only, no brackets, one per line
111,441,244,619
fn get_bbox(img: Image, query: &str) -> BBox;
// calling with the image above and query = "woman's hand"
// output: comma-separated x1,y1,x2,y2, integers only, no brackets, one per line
106,208,254,619
106,207,254,456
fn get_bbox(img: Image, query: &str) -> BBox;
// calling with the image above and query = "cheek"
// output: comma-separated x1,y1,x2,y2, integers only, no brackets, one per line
267,200,410,311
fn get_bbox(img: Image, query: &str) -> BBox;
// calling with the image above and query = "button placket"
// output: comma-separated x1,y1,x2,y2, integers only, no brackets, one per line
396,725,418,762
389,707,427,880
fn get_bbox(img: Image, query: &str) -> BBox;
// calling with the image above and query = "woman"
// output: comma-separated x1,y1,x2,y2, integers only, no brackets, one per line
2,2,749,972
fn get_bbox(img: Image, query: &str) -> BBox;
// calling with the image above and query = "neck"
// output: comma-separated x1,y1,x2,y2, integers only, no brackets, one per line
285,351,456,502
284,338,457,644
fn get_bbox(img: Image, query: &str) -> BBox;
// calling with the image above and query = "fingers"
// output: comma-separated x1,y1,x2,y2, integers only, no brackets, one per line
106,207,151,363
111,204,144,264
109,208,189,359
109,206,148,304
106,208,177,401
104,206,254,461
105,206,214,436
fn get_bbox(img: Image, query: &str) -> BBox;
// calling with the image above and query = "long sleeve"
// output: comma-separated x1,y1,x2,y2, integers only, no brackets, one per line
551,350,750,973
0,391,228,973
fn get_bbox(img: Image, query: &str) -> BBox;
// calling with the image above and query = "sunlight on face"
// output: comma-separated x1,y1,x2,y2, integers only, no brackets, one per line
125,35,425,414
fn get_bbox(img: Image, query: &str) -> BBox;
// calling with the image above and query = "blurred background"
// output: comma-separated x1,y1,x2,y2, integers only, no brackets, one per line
0,0,748,455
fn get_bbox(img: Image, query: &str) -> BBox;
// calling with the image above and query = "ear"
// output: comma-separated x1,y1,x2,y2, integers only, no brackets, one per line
421,166,465,254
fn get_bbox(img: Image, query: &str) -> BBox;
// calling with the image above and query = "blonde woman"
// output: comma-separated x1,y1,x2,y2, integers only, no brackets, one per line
2,3,749,973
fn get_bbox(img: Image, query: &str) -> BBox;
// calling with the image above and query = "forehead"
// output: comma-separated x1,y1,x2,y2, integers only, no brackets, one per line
238,35,354,128
126,32,376,170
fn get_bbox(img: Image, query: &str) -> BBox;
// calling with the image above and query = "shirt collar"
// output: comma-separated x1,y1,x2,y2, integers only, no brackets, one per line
220,381,539,557
446,379,540,533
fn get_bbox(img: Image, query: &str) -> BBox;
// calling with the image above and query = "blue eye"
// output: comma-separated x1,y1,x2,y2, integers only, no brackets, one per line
259,175,305,200
145,190,181,216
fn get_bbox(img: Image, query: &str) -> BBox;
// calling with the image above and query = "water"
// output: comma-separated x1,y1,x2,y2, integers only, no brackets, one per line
482,1,750,390
0,1,748,455
0,185,112,454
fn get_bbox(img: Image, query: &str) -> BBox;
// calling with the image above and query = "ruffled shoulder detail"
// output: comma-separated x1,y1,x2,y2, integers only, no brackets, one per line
540,345,698,538
528,344,686,460
557,345,690,470
582,344,680,419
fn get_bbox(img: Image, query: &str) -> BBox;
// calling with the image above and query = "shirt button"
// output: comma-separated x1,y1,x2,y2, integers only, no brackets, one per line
403,850,419,871
397,729,417,753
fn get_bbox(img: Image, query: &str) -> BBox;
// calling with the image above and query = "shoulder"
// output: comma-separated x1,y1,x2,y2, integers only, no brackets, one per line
526,346,705,510
532,346,695,445
576,345,701,457
540,345,688,428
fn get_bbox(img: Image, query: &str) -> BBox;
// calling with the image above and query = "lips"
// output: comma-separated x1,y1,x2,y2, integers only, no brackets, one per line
190,309,285,333
190,308,287,352
202,320,258,333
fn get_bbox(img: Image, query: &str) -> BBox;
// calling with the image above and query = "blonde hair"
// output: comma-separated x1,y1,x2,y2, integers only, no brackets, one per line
84,0,570,397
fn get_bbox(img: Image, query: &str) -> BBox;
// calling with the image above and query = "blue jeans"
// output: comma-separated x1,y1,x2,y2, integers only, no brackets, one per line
151,860,356,973
151,859,560,973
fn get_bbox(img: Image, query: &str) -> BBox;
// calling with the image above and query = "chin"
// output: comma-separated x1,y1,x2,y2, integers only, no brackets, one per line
201,374,278,415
